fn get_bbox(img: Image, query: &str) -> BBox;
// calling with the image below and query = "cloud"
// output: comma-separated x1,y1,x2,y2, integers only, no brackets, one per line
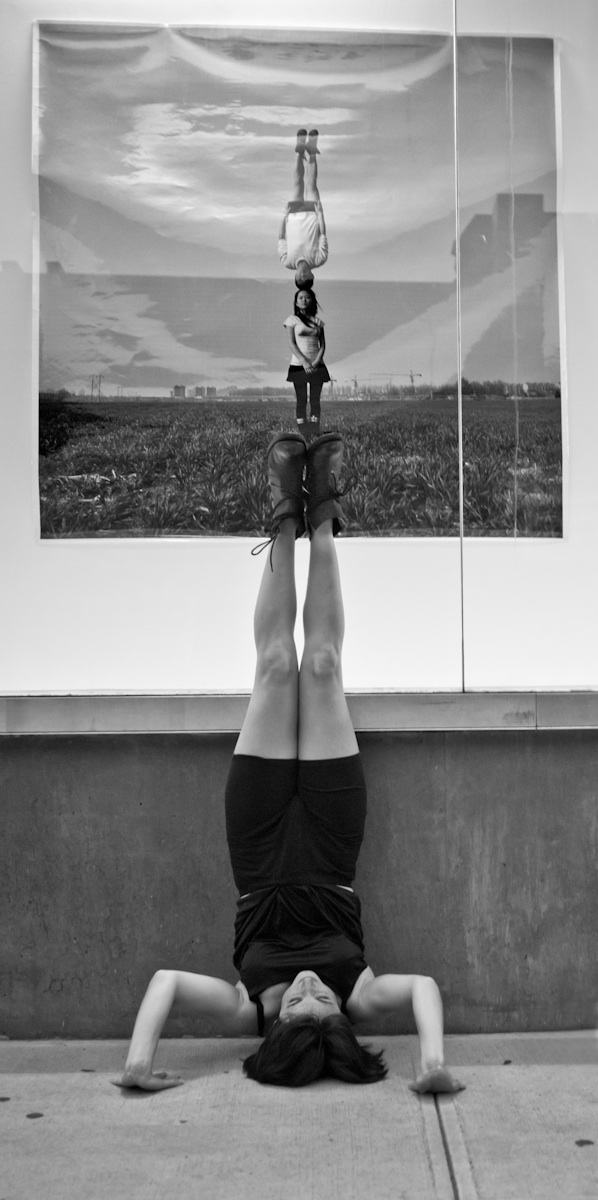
329,227,556,386
40,273,263,390
38,28,558,283
38,26,457,261
55,94,457,257
183,105,356,127
173,29,453,95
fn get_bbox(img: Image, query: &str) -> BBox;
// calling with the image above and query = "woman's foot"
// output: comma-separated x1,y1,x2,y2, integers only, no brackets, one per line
307,415,320,441
295,128,308,153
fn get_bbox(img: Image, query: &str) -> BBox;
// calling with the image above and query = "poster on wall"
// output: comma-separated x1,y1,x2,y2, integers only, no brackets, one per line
36,24,561,539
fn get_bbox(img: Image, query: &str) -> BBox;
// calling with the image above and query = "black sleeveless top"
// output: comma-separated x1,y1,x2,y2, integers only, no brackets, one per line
233,884,368,1021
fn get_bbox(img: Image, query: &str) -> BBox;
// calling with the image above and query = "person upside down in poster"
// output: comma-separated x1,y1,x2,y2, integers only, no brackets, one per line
278,129,328,289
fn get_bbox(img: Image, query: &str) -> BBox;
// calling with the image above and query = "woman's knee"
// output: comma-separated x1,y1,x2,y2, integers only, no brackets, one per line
256,639,298,686
301,642,342,683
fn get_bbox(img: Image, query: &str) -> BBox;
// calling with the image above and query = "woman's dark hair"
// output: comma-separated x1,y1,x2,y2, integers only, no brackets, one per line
242,1014,387,1087
293,289,319,326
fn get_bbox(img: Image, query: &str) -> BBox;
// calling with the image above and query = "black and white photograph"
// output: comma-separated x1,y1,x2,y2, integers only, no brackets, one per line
37,24,561,538
3,5,598,1199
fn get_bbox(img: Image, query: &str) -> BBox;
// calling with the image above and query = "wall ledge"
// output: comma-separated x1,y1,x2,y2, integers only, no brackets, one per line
2,692,598,734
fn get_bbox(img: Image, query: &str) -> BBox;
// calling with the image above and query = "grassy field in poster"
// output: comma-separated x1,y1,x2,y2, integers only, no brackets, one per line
39,398,562,538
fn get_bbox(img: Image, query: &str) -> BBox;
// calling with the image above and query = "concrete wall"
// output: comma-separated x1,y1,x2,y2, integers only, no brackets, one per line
1,731,596,1038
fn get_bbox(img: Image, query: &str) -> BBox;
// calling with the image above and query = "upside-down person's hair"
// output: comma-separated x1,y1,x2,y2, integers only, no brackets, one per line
242,1014,387,1087
294,268,314,290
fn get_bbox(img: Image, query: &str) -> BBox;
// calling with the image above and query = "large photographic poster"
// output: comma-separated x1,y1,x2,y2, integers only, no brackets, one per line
37,24,561,539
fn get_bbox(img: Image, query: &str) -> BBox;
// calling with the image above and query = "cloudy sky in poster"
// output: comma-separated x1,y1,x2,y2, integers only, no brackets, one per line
37,25,559,392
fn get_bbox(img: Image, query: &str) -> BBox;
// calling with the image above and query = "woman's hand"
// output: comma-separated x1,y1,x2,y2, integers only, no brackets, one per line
112,1067,183,1092
350,974,463,1096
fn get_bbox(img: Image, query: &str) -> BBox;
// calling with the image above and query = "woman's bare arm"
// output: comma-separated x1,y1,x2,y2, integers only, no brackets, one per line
315,199,327,235
312,327,325,367
113,969,252,1091
286,325,315,373
279,205,290,239
350,973,465,1094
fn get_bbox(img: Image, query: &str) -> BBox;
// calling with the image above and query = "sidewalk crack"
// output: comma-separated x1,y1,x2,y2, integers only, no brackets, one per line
435,1096,479,1200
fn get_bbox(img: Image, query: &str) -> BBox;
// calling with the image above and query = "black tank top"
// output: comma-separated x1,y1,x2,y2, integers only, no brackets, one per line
233,884,368,1011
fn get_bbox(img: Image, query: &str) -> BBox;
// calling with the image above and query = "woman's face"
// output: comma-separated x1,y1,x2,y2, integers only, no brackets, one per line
278,971,341,1022
296,290,314,315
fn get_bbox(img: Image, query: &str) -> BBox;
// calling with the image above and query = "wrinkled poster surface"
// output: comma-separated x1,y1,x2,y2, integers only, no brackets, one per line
37,25,562,537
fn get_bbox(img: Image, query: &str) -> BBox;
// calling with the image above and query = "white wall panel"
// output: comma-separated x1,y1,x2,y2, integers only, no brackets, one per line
457,0,598,688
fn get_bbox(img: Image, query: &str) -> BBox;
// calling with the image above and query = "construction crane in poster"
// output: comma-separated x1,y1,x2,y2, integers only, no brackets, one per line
370,371,423,392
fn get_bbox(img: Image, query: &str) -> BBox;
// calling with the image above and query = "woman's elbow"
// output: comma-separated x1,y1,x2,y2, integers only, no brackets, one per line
415,975,442,999
151,968,177,988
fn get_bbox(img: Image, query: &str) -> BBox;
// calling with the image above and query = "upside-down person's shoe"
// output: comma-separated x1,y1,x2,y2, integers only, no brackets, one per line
306,129,320,157
304,432,350,536
252,432,307,566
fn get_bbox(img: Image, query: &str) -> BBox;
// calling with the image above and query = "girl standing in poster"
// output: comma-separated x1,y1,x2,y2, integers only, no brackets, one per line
284,289,330,439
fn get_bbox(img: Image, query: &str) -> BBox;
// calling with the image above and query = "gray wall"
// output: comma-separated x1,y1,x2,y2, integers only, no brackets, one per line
1,731,596,1038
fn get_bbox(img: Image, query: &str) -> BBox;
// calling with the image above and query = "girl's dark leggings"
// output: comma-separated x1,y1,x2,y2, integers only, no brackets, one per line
293,378,324,421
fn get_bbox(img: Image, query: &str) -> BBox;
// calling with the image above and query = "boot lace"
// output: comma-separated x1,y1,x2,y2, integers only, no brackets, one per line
251,490,305,570
304,471,357,505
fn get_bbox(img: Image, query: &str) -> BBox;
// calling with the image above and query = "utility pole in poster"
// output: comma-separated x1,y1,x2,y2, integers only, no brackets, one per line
89,374,104,400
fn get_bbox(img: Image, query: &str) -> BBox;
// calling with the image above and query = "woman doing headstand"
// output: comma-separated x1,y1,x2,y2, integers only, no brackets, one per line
114,432,464,1093
285,289,330,440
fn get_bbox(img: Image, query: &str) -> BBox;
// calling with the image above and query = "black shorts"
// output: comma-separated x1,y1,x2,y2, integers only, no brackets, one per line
287,363,331,384
225,754,367,895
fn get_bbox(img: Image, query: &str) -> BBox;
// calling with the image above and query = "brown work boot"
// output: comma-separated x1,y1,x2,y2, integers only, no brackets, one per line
304,432,348,535
266,431,307,536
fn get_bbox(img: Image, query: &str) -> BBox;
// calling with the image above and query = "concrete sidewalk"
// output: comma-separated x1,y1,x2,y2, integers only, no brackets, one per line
2,1033,596,1199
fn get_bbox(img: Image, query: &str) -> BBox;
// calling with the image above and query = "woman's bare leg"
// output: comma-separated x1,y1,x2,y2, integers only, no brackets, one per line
235,520,299,758
303,156,321,205
306,156,319,205
298,521,358,760
292,154,305,202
